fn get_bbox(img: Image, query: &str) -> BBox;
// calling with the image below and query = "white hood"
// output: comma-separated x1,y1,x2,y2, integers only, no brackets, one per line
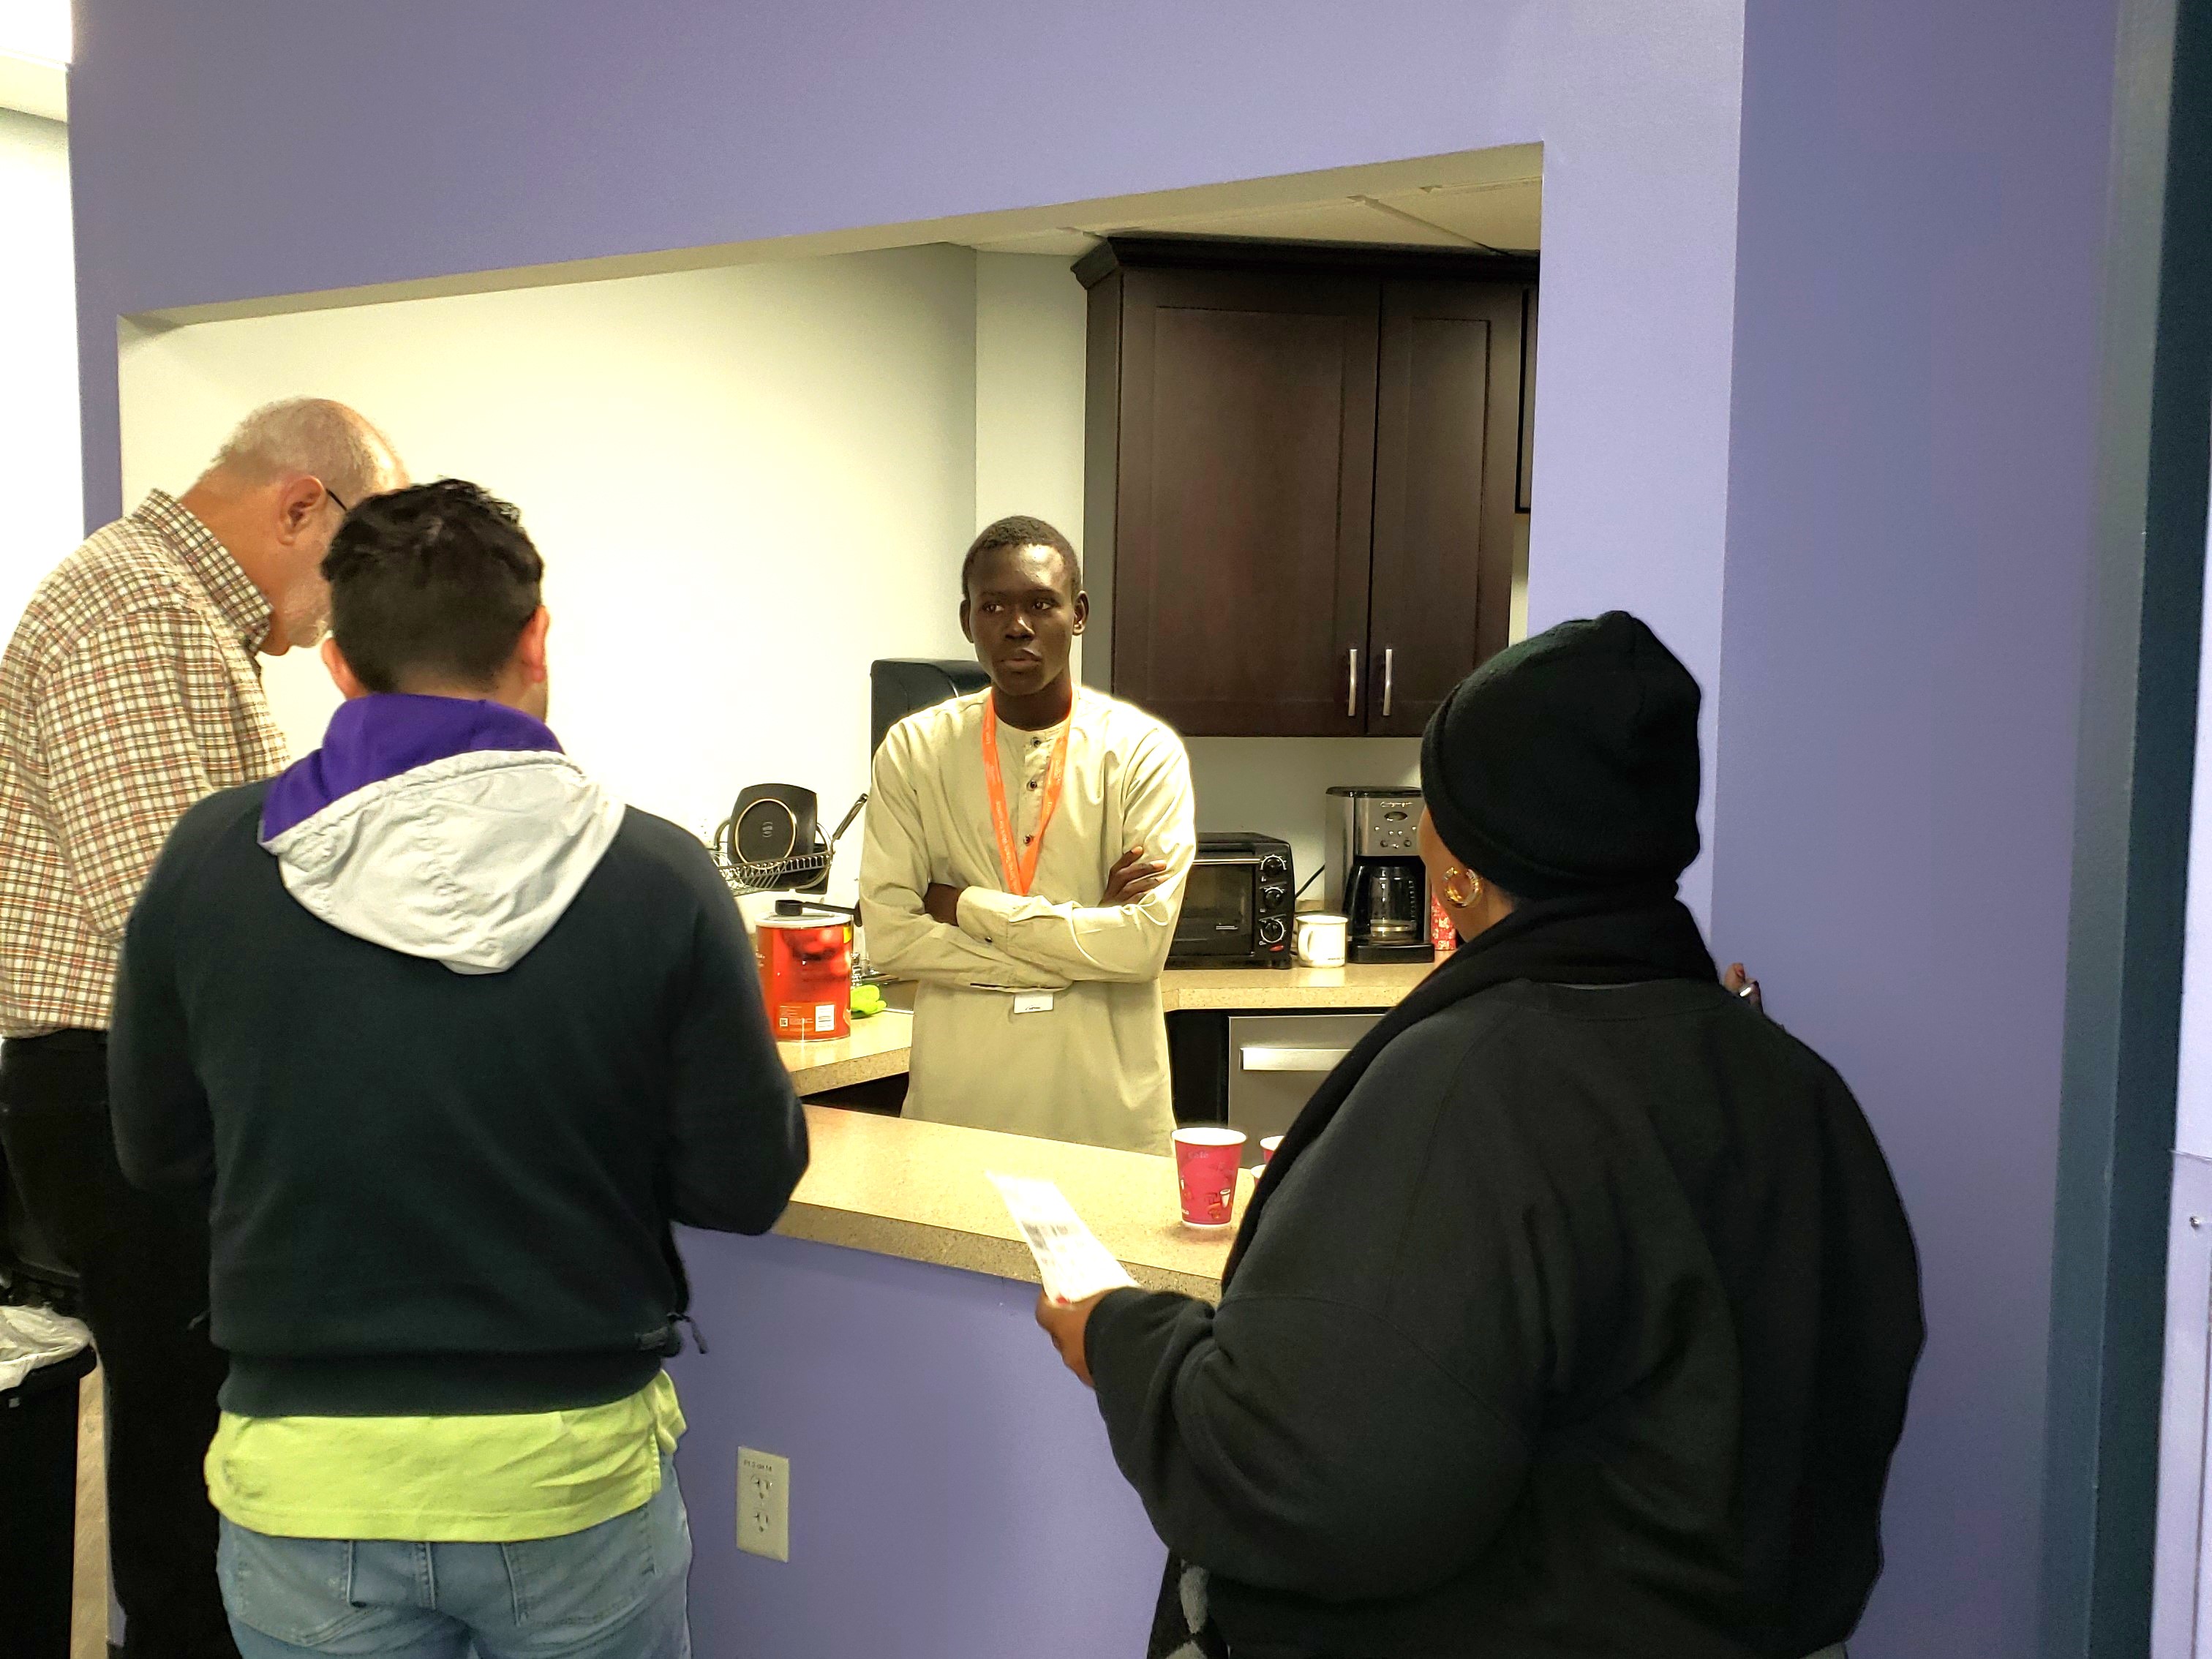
262,749,625,975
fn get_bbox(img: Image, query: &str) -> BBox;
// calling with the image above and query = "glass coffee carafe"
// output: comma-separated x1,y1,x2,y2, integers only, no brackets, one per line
1358,862,1423,945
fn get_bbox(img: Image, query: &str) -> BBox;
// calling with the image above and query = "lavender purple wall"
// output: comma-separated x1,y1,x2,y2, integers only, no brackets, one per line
68,0,1745,919
667,1230,1165,1657
64,0,2140,1650
1713,0,2121,1652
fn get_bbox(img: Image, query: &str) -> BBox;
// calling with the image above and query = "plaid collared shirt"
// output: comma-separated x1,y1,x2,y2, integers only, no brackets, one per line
0,491,289,1035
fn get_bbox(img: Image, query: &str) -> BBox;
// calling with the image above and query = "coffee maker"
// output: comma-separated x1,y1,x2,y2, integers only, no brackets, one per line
1324,786,1434,965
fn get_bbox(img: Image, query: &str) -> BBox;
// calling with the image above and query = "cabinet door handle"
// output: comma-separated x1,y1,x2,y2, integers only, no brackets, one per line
1346,647,1360,718
1382,647,1395,718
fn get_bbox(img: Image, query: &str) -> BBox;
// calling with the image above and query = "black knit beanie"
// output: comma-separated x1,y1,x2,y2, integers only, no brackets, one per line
1419,612,1701,900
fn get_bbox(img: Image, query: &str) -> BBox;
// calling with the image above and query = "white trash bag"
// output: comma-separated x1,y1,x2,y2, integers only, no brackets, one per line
0,1302,91,1391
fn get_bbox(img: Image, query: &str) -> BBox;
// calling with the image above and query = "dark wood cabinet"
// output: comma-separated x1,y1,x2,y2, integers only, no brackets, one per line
1368,278,1527,734
1078,238,1535,737
1089,262,1379,735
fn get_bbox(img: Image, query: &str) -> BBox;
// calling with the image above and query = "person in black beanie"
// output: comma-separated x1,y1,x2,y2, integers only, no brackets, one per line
1037,612,1925,1659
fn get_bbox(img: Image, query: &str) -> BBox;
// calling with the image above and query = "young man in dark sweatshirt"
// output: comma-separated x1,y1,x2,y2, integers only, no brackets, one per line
109,479,808,1658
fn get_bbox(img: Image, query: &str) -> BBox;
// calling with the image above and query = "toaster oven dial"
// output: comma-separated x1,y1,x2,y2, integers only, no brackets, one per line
1260,884,1288,910
1258,917,1288,946
1259,854,1289,882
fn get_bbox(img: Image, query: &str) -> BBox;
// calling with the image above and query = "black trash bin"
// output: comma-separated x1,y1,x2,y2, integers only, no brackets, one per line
0,1341,97,1659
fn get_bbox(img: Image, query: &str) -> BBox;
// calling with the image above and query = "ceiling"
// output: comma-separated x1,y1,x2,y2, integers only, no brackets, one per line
142,144,1543,328
970,173,1540,257
0,1,69,121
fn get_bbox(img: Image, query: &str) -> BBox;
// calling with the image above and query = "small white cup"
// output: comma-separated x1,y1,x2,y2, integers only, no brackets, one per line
1295,912,1348,968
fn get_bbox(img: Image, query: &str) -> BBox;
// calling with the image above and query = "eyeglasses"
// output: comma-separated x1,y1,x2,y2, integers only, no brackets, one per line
321,482,353,515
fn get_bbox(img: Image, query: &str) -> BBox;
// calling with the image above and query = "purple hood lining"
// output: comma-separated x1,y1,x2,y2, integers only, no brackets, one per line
260,695,564,843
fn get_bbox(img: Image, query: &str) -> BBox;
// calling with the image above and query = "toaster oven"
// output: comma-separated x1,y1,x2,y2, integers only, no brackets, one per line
1170,832,1295,968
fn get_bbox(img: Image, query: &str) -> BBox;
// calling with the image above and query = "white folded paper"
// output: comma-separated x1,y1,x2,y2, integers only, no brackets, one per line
988,1171,1138,1305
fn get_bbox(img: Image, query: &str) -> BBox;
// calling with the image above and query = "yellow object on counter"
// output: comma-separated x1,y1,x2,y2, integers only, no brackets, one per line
851,982,887,1018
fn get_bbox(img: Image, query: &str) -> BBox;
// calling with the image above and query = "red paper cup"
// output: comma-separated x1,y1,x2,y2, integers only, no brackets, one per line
1174,1128,1246,1228
1260,1135,1284,1165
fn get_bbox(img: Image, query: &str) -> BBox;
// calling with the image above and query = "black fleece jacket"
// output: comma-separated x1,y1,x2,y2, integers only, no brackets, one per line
109,780,808,1417
1087,979,1922,1659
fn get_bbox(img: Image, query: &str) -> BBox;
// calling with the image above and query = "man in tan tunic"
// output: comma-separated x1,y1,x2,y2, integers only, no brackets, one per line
861,516,1195,1153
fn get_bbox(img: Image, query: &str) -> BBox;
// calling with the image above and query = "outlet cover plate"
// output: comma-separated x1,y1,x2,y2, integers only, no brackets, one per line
737,1446,789,1562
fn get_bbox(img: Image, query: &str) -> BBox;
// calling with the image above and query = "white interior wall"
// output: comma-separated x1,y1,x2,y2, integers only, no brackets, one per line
974,253,1086,543
116,240,1439,901
119,246,981,905
0,108,80,628
974,251,1089,679
1186,736,1421,897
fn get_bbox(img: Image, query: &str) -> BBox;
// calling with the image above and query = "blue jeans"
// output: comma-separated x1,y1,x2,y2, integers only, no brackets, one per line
216,1454,691,1659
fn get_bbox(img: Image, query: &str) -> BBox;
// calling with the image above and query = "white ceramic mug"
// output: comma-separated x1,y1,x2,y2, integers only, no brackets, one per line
1295,912,1348,968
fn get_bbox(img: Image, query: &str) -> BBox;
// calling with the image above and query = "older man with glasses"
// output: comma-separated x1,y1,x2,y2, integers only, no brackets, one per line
0,396,404,1659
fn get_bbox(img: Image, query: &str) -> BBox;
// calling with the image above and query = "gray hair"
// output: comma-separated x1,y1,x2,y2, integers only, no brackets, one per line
200,398,399,505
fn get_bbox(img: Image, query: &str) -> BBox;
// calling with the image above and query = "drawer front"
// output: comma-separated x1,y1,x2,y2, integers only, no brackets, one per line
1224,1012,1380,1141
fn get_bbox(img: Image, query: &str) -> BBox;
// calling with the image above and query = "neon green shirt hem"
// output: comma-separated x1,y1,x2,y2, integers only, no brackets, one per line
206,1370,686,1543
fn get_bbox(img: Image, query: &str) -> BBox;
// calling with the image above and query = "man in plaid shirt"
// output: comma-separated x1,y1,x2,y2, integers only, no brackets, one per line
0,398,404,1659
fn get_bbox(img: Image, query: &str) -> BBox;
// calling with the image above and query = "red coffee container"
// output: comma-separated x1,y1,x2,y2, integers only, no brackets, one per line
753,910,853,1042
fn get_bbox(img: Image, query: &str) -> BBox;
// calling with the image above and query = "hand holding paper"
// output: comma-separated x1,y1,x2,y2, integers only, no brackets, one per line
988,1172,1136,1306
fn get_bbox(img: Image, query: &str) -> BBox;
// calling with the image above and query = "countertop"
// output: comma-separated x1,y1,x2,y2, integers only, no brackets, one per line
765,966,1420,1288
774,1103,1249,1298
776,963,1432,1097
778,1011,914,1096
1158,960,1434,1011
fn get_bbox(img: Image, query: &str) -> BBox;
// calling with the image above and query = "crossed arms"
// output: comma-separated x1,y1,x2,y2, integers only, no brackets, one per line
857,722,1195,992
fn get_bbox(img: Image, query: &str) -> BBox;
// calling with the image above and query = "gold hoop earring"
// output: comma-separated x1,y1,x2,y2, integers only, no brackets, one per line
1444,867,1480,908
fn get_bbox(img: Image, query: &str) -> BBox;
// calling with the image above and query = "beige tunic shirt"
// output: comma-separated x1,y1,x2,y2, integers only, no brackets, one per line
859,688,1195,1153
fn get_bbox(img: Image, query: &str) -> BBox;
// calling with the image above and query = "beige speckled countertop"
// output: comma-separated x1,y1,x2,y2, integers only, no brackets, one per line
773,1104,1248,1298
1158,960,1434,1011
778,1011,914,1096
764,968,1423,1287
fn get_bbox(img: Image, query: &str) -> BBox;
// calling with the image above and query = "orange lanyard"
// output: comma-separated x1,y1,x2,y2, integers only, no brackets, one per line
982,697,1073,898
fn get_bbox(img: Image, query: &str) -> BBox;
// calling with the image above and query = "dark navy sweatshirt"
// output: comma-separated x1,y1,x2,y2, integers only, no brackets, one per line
108,695,808,1417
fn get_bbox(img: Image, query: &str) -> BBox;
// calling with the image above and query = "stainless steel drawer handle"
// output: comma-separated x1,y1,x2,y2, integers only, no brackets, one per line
1382,647,1394,718
1346,647,1360,718
1239,1045,1353,1073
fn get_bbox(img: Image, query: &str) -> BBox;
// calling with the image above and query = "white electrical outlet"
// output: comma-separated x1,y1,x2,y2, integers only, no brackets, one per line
737,1447,790,1562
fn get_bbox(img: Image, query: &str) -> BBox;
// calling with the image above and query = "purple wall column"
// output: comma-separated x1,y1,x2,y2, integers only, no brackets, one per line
666,1230,1164,1656
1714,0,2120,1651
